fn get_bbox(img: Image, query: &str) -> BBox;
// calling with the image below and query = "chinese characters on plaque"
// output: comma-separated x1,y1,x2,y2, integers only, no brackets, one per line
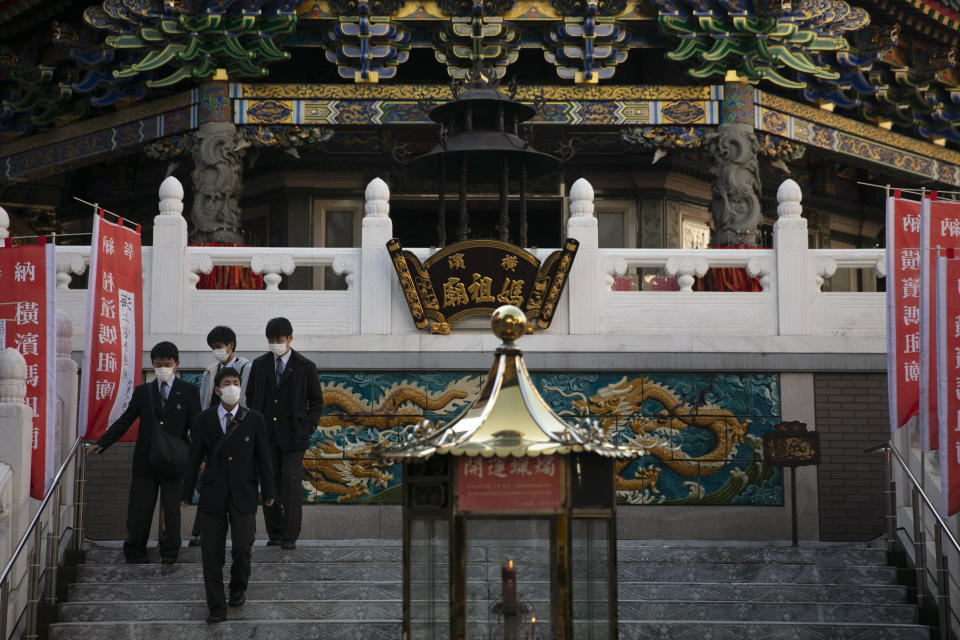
80,212,143,442
387,238,579,334
458,456,564,511
0,238,56,499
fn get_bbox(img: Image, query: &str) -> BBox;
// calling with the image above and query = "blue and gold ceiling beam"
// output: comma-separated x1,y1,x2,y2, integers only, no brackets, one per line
323,0,411,81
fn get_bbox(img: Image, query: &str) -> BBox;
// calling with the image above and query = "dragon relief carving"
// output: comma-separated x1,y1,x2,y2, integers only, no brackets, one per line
546,376,750,497
302,377,479,501
706,123,762,247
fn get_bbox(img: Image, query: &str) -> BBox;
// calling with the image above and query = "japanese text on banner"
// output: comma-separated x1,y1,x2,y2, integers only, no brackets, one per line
936,256,960,516
80,214,143,442
921,197,960,450
0,240,56,499
887,196,922,431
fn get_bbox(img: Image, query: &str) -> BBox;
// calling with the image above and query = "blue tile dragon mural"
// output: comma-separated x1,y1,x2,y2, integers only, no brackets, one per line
295,372,782,506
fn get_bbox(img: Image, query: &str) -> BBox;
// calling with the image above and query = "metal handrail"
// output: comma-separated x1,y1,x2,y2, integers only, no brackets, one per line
867,440,959,639
0,436,88,640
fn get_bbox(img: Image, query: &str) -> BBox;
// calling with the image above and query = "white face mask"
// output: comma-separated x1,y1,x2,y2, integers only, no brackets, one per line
212,348,230,363
218,384,242,406
268,343,288,357
154,367,174,383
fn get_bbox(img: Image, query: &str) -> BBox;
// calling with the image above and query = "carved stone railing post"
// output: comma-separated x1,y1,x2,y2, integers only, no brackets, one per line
0,205,9,241
151,176,189,333
55,311,78,464
251,255,295,291
0,347,34,634
773,178,809,335
55,311,78,541
567,178,600,334
665,256,709,292
361,178,393,335
55,253,86,290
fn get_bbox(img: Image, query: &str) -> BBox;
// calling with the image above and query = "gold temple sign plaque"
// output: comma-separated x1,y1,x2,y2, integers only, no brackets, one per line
762,421,821,467
387,238,579,334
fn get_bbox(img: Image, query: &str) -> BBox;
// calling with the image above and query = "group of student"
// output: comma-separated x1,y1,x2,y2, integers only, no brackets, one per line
88,317,324,623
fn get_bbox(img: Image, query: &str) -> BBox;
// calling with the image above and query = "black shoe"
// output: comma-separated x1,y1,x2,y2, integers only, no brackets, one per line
266,539,281,547
206,612,226,624
229,590,246,607
161,556,177,565
280,540,296,550
188,537,201,547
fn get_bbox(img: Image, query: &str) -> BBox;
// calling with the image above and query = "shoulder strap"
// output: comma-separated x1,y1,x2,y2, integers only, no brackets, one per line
209,407,248,461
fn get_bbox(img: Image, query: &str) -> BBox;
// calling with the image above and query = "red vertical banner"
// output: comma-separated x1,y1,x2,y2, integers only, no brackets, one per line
920,196,960,450
0,239,56,499
887,195,922,431
937,256,960,516
79,213,143,442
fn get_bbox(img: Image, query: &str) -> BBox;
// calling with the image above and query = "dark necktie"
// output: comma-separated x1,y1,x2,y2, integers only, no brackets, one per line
275,358,284,385
223,412,231,433
160,382,168,409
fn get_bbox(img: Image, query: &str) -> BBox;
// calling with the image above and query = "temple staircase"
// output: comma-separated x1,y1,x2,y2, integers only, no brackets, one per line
47,539,931,639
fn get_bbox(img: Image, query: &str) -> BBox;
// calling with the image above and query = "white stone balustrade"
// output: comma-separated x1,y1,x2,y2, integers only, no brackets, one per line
0,348,34,638
44,176,889,361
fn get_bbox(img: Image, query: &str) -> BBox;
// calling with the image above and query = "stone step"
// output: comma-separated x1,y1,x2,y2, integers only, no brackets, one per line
621,621,930,640
617,581,909,604
616,545,887,566
76,560,897,585
48,620,401,640
616,600,917,624
617,562,897,584
58,600,401,622
75,562,402,583
83,546,401,565
68,581,401,602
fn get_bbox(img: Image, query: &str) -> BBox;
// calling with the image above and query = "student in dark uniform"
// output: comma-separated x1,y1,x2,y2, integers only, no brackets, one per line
180,367,276,624
245,317,323,549
87,341,201,565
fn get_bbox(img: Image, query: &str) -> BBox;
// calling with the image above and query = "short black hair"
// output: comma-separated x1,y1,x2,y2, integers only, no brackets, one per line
150,341,179,362
265,317,293,339
214,367,241,387
206,325,237,349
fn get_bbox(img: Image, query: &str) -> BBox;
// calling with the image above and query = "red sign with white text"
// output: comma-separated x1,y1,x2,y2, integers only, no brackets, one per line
80,213,143,442
458,455,564,511
0,239,56,499
887,195,922,431
921,197,960,450
937,256,960,516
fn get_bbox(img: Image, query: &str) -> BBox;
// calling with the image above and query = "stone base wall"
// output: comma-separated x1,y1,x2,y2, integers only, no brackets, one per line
814,372,889,542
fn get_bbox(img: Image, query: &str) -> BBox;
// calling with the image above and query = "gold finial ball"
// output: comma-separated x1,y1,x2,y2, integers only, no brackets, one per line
491,305,527,340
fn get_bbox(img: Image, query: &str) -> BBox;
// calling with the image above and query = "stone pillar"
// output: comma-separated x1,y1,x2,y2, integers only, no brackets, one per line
151,176,189,334
773,178,809,335
566,178,600,335
0,205,8,241
0,348,34,637
190,79,245,244
55,311,78,465
361,178,394,335
707,81,761,247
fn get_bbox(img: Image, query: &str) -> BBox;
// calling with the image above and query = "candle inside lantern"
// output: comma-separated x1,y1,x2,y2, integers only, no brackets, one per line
502,558,517,612
531,616,536,639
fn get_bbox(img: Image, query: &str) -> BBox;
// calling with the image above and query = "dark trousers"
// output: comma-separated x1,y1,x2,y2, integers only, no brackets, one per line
262,446,305,542
198,502,256,615
123,473,181,562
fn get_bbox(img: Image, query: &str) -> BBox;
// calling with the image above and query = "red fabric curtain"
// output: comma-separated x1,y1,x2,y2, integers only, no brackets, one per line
696,245,763,292
191,242,264,290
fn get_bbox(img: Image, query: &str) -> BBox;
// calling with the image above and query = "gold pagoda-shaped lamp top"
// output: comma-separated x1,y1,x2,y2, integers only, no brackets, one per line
376,305,640,460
